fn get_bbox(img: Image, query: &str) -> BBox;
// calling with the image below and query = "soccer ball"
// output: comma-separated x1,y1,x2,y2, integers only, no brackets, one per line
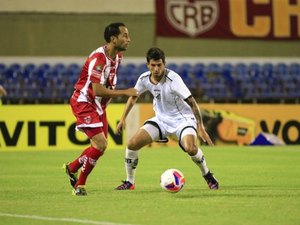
160,169,185,193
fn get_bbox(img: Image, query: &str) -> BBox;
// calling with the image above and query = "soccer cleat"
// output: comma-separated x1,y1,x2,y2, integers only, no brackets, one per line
62,163,78,188
203,171,219,190
72,185,87,196
115,180,135,190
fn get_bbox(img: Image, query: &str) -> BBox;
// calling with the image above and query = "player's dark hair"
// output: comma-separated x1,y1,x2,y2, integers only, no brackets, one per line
146,47,166,64
104,22,126,43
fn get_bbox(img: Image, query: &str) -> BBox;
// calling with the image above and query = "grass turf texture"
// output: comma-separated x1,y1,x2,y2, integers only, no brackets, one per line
0,146,299,225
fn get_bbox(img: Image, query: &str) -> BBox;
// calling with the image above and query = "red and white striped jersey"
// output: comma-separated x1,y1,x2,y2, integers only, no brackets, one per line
72,45,122,114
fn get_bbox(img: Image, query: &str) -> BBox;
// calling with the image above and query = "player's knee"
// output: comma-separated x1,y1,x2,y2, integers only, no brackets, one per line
94,139,107,151
127,138,140,151
184,144,198,156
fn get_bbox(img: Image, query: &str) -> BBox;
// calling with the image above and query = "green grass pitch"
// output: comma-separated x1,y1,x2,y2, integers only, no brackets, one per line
0,145,299,225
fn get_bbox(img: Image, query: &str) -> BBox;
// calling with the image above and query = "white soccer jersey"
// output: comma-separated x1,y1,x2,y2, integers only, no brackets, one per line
135,69,196,132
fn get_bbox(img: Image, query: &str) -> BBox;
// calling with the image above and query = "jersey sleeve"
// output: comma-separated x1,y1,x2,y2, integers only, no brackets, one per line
134,75,148,94
89,53,106,84
172,74,192,100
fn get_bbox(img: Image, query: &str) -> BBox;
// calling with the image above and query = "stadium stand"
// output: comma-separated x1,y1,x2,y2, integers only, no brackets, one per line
0,62,299,104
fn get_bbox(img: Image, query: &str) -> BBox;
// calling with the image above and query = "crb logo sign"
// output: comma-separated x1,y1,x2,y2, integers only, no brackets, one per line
165,0,219,37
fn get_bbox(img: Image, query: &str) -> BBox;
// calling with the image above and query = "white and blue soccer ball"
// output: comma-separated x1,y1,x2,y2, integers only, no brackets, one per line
160,168,185,193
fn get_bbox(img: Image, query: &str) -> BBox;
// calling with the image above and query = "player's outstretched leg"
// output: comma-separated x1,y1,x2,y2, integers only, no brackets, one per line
71,147,104,196
63,146,93,189
115,148,138,190
191,148,219,190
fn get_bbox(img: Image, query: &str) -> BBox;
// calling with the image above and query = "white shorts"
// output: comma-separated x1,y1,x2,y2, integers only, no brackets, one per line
142,116,197,144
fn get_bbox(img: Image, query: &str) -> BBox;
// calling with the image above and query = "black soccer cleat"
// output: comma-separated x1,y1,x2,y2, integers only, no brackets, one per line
203,171,219,190
62,163,78,188
115,180,135,190
72,185,87,196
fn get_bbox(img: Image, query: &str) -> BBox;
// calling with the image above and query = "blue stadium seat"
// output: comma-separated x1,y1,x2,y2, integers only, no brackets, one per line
248,63,261,77
181,63,192,69
167,63,178,71
22,63,36,79
193,63,205,78
9,63,21,70
221,63,234,84
0,63,5,72
5,63,22,79
177,63,192,79
1,61,298,104
24,63,35,71
182,76,194,88
67,63,80,71
222,63,234,72
53,63,66,72
206,63,220,74
235,63,247,76
38,63,51,72
262,63,274,77
122,63,137,77
137,63,148,74
275,63,288,75
289,63,300,76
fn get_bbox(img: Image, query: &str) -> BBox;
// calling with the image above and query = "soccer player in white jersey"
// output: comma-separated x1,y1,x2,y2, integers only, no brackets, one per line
115,47,219,190
63,23,139,196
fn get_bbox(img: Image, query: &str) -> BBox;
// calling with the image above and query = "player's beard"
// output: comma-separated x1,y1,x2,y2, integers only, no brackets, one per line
116,43,129,52
117,47,126,51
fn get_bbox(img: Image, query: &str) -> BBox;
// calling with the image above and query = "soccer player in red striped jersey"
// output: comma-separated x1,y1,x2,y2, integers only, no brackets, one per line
63,22,139,196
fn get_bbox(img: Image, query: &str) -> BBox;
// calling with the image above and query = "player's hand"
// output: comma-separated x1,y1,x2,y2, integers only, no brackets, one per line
126,88,139,97
198,124,214,146
116,119,126,135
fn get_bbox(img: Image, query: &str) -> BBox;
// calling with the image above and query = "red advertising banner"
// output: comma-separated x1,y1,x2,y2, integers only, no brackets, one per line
155,0,300,40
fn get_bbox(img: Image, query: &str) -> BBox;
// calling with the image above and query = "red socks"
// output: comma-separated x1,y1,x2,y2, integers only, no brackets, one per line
75,146,104,187
68,146,91,173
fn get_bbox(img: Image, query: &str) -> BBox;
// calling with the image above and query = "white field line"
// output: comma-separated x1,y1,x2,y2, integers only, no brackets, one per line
0,212,137,225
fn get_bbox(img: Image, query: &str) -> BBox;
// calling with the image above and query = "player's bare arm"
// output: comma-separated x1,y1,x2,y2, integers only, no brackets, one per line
185,96,214,146
92,83,138,97
0,85,7,96
116,96,139,135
